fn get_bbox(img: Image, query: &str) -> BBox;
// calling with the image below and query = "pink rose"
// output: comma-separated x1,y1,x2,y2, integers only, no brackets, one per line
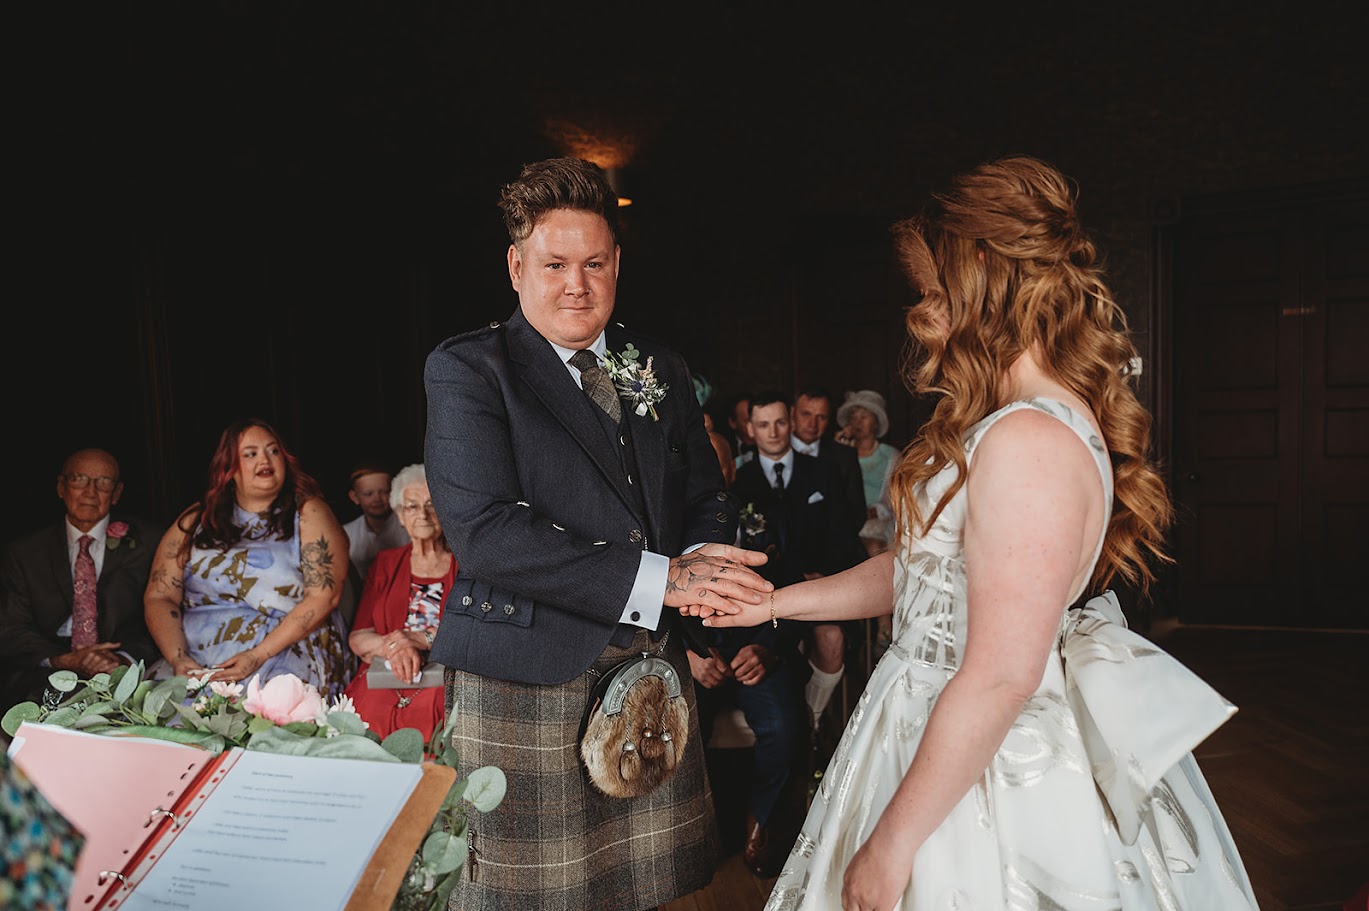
107,521,129,539
242,674,324,725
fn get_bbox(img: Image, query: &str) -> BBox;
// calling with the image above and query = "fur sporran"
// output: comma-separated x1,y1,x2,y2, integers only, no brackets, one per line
579,655,690,799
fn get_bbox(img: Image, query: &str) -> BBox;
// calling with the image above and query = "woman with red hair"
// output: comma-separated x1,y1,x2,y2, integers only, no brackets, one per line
698,158,1257,910
144,418,355,697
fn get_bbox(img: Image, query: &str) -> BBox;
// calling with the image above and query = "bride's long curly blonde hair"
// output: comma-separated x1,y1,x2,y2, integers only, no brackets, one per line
889,156,1173,594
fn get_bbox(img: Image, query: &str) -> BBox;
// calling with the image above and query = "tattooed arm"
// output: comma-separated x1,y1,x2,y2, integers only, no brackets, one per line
143,507,200,677
213,496,349,682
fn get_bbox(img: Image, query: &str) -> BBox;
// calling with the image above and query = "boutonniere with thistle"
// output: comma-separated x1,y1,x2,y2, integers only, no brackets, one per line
105,521,135,551
601,343,669,421
739,502,766,540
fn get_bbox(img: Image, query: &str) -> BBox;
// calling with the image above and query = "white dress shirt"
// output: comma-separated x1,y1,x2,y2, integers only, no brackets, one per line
342,510,411,581
757,450,796,490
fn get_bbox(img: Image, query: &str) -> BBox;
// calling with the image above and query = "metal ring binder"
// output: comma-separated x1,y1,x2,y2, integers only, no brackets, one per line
145,808,179,829
97,871,129,886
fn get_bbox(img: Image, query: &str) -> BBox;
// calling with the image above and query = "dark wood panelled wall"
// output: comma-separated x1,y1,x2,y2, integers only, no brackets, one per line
9,5,1367,629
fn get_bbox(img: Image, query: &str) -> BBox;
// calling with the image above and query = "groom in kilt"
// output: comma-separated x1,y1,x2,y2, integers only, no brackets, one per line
424,157,772,911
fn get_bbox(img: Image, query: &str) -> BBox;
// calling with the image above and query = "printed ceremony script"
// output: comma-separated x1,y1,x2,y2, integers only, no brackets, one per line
8,723,436,911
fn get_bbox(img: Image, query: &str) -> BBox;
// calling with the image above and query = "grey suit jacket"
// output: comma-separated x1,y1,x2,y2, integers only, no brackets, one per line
0,515,162,705
423,307,738,685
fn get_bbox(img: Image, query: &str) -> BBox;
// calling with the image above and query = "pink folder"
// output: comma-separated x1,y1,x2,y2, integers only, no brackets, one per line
7,722,225,909
8,721,455,911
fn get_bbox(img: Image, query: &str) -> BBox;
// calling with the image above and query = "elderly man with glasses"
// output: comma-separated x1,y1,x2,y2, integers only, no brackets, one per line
0,448,163,712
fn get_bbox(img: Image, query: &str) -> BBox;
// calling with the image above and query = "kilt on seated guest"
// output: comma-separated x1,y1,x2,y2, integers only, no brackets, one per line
143,418,355,697
340,463,454,742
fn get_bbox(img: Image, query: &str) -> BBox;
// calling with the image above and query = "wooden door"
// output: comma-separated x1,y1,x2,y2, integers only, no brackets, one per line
1168,183,1369,628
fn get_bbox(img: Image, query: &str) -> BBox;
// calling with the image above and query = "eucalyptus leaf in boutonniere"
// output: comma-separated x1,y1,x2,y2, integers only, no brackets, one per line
739,502,766,540
601,343,669,421
105,520,135,550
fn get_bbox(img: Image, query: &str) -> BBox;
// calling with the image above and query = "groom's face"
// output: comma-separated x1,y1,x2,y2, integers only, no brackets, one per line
509,208,621,349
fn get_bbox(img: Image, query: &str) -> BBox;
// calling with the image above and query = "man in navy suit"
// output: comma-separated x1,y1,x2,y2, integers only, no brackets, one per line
732,392,866,758
0,448,162,711
423,157,771,911
790,383,866,538
733,392,865,591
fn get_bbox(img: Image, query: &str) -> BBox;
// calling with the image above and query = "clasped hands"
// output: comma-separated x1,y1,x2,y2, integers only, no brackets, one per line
665,543,771,622
53,642,127,677
376,629,427,684
172,648,265,684
687,643,776,689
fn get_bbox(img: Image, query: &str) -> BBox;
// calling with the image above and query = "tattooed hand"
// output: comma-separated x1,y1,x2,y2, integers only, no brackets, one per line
212,648,266,683
664,543,770,616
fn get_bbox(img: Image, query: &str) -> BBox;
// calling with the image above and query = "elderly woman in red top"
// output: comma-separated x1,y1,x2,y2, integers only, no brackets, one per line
341,463,455,742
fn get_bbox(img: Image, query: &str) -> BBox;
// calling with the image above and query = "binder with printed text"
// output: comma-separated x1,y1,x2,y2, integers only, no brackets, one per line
7,722,454,911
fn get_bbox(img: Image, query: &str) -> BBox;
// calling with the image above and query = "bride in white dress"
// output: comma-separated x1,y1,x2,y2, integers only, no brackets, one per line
695,157,1259,910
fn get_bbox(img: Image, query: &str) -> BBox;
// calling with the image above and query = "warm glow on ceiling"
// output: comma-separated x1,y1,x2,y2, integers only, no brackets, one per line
543,117,635,206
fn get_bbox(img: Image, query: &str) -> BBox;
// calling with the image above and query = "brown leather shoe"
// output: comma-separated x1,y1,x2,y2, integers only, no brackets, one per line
743,811,781,878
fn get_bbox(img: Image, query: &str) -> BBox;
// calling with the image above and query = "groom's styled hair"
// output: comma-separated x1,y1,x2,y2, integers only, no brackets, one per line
498,157,620,248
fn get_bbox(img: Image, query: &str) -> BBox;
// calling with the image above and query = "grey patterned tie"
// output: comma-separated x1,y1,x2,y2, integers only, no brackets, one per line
569,349,622,422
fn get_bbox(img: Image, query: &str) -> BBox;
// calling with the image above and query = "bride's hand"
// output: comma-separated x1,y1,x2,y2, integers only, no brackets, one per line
697,593,775,628
841,828,912,911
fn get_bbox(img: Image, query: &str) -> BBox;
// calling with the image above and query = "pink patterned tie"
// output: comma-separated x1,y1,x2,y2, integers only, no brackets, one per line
71,535,98,648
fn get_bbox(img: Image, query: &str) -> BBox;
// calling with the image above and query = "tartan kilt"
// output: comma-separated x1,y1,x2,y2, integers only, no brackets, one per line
443,629,721,911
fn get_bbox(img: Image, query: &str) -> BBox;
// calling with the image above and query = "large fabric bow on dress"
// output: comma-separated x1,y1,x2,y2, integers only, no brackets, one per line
1061,590,1237,845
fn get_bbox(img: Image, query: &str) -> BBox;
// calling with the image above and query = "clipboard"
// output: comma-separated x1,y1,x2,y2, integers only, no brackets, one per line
7,722,455,911
345,761,454,911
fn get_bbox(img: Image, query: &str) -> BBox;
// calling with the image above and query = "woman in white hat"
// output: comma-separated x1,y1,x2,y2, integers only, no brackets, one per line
837,389,900,557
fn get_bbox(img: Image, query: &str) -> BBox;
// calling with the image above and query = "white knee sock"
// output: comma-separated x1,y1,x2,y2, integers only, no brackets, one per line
805,661,844,727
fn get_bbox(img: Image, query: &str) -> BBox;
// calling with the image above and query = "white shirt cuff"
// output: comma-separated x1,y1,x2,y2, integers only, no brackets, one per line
621,551,669,628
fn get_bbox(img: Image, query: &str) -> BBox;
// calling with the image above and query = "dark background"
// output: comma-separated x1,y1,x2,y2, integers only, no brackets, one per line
9,3,1366,622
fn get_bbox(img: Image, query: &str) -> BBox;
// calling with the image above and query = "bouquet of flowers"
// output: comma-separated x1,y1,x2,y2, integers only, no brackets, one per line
2,663,503,911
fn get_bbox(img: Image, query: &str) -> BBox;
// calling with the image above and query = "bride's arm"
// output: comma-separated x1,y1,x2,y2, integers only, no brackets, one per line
838,410,1103,909
696,549,896,627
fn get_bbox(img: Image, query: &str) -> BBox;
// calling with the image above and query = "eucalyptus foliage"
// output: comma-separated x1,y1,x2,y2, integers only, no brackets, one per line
2,662,505,911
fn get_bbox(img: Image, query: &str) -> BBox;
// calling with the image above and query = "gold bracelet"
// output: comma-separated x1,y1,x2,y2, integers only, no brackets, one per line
769,591,778,628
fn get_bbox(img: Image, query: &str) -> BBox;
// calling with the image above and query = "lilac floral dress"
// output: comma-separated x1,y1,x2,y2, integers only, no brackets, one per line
163,506,354,697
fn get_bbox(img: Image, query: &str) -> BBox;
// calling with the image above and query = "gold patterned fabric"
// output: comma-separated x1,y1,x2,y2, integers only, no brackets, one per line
764,398,1260,911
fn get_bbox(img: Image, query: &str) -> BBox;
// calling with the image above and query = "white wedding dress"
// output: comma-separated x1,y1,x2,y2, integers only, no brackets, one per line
765,398,1259,911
